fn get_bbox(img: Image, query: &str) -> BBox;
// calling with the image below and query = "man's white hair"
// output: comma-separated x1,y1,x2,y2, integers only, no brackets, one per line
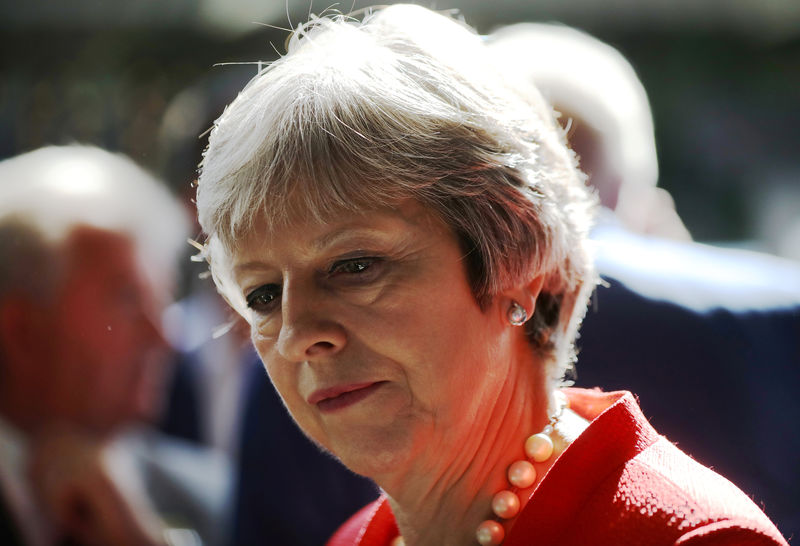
0,145,189,302
487,23,658,193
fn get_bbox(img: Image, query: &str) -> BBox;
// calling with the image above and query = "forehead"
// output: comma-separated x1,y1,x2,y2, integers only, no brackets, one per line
59,226,141,289
65,226,135,266
233,199,447,260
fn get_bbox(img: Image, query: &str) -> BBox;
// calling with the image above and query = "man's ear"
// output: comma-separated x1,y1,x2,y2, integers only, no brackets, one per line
500,274,546,325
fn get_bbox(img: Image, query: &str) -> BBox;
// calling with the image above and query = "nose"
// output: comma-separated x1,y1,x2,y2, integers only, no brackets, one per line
275,280,347,362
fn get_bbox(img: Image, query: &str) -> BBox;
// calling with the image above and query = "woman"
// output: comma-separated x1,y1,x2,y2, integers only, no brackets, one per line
195,5,788,545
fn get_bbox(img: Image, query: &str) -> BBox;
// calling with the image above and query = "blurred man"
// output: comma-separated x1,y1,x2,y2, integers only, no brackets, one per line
488,24,800,538
0,146,229,546
489,22,690,241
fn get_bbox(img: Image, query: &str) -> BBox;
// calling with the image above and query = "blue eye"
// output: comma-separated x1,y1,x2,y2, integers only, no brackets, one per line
246,284,281,312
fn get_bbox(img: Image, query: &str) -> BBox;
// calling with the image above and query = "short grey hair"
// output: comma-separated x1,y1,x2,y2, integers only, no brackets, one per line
0,145,190,304
196,5,597,384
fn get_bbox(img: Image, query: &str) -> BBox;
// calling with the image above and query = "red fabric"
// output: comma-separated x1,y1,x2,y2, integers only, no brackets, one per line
328,389,788,546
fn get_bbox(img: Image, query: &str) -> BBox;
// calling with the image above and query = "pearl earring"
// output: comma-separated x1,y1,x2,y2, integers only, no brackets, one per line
507,302,527,326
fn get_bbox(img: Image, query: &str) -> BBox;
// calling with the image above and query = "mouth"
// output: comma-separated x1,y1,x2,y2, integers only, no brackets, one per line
308,381,387,413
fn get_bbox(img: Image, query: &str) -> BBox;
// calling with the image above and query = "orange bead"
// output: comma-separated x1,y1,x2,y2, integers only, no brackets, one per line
507,460,537,488
525,432,554,462
476,520,505,545
491,490,520,519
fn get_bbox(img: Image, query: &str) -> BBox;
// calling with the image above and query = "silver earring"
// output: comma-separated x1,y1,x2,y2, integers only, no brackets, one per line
507,302,527,326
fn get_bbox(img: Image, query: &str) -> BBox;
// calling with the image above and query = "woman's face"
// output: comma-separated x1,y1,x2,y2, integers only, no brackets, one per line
227,200,521,477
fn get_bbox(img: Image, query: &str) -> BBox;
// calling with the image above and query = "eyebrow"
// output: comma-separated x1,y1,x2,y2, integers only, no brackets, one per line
312,225,389,250
232,225,395,276
233,261,274,275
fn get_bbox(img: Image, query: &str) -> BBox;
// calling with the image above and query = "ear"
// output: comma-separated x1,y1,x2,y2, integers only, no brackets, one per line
499,274,546,325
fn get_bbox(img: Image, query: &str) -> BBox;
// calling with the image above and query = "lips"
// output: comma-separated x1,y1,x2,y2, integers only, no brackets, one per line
308,381,386,413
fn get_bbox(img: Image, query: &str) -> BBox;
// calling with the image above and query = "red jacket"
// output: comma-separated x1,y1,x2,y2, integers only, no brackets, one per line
328,389,788,545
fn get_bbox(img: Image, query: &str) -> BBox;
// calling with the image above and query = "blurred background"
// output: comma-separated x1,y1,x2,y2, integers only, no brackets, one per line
1,0,799,261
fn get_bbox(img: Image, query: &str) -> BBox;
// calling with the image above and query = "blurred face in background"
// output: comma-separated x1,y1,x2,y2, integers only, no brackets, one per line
32,227,171,434
559,110,621,211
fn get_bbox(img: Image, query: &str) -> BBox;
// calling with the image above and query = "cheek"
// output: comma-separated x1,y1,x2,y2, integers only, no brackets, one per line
252,336,301,409
256,343,330,446
395,293,496,401
59,297,126,356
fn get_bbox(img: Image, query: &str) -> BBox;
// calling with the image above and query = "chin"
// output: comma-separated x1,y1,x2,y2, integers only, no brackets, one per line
327,424,418,480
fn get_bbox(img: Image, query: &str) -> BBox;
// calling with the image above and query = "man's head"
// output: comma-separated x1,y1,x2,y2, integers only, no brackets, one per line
487,23,657,203
488,23,690,239
0,145,188,435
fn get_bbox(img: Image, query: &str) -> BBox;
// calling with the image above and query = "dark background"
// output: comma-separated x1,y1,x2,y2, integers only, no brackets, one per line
1,0,799,258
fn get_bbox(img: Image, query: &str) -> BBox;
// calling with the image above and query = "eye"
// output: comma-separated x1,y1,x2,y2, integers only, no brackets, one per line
331,257,373,274
246,284,281,313
328,257,380,275
328,256,385,284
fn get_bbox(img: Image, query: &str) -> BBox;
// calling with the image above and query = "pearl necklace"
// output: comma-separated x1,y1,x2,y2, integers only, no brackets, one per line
391,391,568,546
475,390,567,545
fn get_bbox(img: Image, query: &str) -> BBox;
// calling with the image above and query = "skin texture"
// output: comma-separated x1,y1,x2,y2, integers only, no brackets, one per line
225,200,572,545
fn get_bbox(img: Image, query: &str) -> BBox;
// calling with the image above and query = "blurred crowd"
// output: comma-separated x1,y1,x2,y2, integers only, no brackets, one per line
0,9,798,546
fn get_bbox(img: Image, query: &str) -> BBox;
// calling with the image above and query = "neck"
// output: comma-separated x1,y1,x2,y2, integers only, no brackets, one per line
378,364,564,545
